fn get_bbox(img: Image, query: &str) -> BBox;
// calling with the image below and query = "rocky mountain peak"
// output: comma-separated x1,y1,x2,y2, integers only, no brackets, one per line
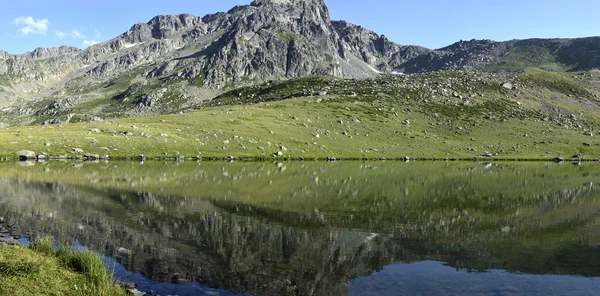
251,0,325,7
147,14,203,39
250,0,330,22
29,46,81,59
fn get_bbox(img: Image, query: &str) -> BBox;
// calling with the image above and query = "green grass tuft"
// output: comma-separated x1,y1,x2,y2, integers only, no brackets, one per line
0,238,127,296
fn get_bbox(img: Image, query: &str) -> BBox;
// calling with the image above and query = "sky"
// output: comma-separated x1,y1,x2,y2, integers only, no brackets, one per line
1,0,599,54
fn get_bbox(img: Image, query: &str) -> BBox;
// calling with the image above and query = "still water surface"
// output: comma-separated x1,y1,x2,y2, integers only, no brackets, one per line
0,160,599,295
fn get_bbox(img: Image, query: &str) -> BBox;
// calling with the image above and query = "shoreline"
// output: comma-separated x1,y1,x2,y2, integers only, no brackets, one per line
0,155,596,163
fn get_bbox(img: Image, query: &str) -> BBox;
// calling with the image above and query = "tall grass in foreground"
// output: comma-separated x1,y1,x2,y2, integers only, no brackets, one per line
0,237,127,295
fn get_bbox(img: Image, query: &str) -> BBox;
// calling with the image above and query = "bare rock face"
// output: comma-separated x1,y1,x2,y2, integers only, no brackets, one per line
0,0,419,93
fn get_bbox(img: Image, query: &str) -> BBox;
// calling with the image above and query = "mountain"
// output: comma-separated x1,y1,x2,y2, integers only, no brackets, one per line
0,0,599,127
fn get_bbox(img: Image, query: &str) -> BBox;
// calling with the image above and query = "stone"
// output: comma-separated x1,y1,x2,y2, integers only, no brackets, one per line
16,150,36,160
84,153,100,160
501,82,513,90
72,148,84,153
117,247,132,256
128,288,146,296
0,237,19,245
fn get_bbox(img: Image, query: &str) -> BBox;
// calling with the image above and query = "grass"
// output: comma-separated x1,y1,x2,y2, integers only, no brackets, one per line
0,69,599,160
0,238,127,296
277,32,296,43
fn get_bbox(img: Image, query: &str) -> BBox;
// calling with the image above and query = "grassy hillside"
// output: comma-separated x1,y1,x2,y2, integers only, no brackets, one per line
0,68,600,160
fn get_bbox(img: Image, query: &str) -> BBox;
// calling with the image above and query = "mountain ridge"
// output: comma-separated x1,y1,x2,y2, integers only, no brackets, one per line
0,0,599,126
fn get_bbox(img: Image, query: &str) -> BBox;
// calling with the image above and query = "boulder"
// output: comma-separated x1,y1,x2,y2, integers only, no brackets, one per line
0,237,19,245
83,153,100,160
16,150,36,160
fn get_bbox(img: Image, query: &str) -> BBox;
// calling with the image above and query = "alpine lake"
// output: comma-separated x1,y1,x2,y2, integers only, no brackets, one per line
1,159,600,296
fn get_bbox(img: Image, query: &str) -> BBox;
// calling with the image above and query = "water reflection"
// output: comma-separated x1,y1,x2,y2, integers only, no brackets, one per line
350,261,600,296
0,161,599,295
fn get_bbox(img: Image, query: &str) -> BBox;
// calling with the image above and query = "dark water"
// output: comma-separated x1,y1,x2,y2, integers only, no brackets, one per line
1,160,600,295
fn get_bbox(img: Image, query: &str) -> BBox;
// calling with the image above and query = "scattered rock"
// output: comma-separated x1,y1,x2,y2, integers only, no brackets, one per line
83,153,100,160
501,82,513,90
72,148,84,153
0,237,19,245
16,150,36,160
127,288,146,296
117,247,132,256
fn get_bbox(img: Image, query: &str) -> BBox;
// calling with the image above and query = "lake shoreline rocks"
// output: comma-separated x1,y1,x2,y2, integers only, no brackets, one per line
4,153,600,163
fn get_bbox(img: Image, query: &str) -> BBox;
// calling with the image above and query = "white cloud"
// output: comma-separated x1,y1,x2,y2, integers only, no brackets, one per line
83,40,99,47
56,30,65,38
72,29,85,39
12,16,49,35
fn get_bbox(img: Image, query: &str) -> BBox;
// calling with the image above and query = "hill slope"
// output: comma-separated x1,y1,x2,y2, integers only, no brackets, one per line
1,68,600,160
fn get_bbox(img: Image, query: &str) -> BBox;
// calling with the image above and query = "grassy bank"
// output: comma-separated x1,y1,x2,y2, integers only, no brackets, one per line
0,238,126,296
0,69,599,160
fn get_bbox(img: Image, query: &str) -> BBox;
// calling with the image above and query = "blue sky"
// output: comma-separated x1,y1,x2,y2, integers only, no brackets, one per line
1,0,599,54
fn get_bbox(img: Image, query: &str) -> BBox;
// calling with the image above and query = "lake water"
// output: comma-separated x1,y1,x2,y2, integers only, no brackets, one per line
1,160,600,295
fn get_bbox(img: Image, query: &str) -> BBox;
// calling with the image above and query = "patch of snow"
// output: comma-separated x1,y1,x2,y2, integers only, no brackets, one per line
368,65,382,74
122,42,140,49
391,68,406,75
81,64,90,69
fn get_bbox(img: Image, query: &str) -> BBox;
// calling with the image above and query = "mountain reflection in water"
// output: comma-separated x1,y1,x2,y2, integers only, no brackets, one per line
0,160,600,295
